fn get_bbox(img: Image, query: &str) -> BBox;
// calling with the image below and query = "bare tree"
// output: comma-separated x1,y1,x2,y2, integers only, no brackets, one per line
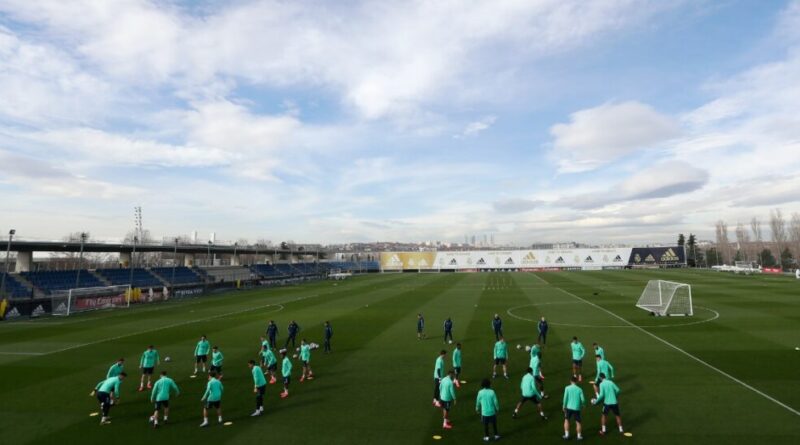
123,229,160,267
750,216,764,265
734,221,750,261
789,212,800,259
769,208,787,268
714,220,731,264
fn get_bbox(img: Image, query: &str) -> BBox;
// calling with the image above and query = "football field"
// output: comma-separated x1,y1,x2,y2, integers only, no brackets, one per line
1,270,799,444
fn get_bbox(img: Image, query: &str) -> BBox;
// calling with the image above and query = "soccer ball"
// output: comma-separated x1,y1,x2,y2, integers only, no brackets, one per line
524,346,531,352
293,354,298,359
164,356,171,362
448,340,453,345
516,344,522,350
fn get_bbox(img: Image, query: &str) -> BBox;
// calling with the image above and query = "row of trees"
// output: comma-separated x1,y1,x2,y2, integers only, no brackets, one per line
678,208,800,270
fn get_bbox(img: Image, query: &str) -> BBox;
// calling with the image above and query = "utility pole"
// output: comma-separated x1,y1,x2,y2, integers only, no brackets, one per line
0,229,15,298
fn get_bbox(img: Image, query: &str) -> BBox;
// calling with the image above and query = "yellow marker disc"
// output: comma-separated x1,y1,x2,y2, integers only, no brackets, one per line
224,421,233,426
624,432,633,437
588,381,595,385
432,435,442,440
190,375,197,379
89,412,99,417
460,380,467,384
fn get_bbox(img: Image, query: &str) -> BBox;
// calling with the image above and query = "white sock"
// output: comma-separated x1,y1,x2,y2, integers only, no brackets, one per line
163,416,168,421
563,433,569,438
602,425,606,432
203,417,208,423
577,434,583,439
218,416,223,423
619,426,624,432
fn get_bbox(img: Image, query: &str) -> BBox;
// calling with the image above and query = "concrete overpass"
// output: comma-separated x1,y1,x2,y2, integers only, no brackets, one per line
0,240,327,272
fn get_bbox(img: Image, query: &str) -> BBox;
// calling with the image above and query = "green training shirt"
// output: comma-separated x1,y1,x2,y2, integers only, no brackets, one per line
596,379,620,405
195,340,210,356
300,344,311,362
571,342,585,361
439,376,456,402
595,359,615,380
211,350,224,367
106,362,124,379
95,376,122,396
529,355,542,376
493,341,507,359
140,349,159,368
452,348,462,368
252,365,267,387
202,378,223,402
530,344,540,358
434,356,444,379
520,373,541,398
562,383,585,411
595,346,605,360
262,349,277,366
475,388,499,416
281,356,292,377
151,376,179,402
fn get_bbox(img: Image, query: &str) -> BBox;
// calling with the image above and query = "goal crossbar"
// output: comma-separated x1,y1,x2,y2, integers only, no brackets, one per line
636,280,693,317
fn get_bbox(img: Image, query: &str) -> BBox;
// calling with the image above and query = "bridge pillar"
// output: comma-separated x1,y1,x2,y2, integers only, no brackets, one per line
15,251,33,272
231,254,241,266
184,253,195,267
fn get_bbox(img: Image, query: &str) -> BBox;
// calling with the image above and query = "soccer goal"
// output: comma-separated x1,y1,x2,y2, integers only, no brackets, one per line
635,280,693,316
51,285,132,317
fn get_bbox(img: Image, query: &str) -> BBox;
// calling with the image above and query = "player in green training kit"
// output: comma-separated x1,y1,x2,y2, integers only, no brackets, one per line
248,360,267,416
492,336,508,379
570,337,585,382
210,345,224,379
513,367,547,420
591,373,624,435
149,371,180,428
94,372,126,425
592,355,615,396
280,349,293,398
562,376,586,441
200,372,224,427
476,378,501,441
299,339,314,382
194,335,210,375
433,350,446,407
261,344,278,384
91,358,124,396
439,369,457,429
452,343,462,388
139,345,160,391
530,351,548,399
592,342,605,360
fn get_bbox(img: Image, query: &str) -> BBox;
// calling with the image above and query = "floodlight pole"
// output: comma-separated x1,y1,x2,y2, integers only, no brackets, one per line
207,241,212,266
0,229,15,298
233,242,238,266
254,244,259,266
75,232,87,288
129,236,138,288
171,238,179,289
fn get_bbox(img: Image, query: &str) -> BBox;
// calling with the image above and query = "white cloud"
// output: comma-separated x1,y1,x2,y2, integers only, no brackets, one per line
549,101,681,173
493,198,541,214
460,116,497,137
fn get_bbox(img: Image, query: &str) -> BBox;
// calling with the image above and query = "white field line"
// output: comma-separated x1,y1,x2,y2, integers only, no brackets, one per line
531,273,550,285
3,303,284,357
0,351,46,356
553,286,800,417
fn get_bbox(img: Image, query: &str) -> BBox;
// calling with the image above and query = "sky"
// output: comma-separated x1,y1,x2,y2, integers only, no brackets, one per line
1,0,800,246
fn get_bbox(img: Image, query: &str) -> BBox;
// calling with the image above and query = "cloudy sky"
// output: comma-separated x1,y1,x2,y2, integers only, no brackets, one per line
1,0,799,245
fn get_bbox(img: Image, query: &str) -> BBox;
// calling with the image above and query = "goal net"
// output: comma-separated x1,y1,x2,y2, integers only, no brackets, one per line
635,280,693,316
51,285,131,317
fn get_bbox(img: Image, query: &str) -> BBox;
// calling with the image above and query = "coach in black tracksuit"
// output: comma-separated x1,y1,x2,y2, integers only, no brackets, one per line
443,318,454,343
492,314,503,340
324,321,333,353
266,321,278,349
285,320,300,349
538,317,549,345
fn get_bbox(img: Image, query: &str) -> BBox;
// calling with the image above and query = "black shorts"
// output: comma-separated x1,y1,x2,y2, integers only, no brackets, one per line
564,409,582,422
267,364,277,372
196,355,207,363
97,392,110,405
142,367,154,375
482,414,497,425
302,360,309,367
572,359,583,367
595,376,605,385
535,376,544,385
210,365,223,373
283,376,291,385
441,400,453,411
519,395,541,404
602,404,620,416
417,327,424,333
205,401,221,409
256,385,266,396
494,358,507,365
154,400,169,409
454,366,461,375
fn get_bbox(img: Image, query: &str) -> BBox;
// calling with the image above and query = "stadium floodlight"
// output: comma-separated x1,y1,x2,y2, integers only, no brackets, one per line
129,235,138,288
74,232,87,288
171,237,179,288
0,229,15,298
636,280,693,316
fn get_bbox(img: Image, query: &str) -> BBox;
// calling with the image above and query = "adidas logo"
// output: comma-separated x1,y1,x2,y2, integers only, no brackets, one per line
660,248,679,262
644,254,656,263
504,257,514,265
613,255,622,262
5,307,20,319
476,258,486,265
449,258,457,265
55,302,67,312
584,256,593,263
388,254,402,266
555,256,564,264
522,252,537,264
32,305,46,317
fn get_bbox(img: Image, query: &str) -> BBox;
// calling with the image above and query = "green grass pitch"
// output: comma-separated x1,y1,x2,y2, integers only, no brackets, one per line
1,270,799,444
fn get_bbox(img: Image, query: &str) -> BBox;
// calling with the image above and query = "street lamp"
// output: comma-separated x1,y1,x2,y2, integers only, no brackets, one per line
75,232,87,288
171,237,179,288
129,235,138,288
0,229,15,298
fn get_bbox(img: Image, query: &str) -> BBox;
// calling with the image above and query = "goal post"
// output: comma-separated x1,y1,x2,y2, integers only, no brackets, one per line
52,285,132,317
635,280,693,316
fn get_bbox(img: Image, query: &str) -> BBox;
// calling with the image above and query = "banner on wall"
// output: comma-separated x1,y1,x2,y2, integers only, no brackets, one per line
381,248,636,270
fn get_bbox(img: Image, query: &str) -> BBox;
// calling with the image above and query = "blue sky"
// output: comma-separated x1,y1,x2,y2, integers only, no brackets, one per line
1,0,800,245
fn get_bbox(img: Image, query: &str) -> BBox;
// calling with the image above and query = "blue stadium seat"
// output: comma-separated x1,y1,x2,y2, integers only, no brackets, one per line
1,274,32,298
150,267,203,285
21,270,105,294
96,268,163,288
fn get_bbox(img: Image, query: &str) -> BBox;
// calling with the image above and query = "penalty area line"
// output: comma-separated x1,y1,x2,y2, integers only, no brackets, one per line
553,286,800,418
0,351,46,356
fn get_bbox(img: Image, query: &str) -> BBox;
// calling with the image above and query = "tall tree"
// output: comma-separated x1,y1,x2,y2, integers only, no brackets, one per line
769,209,787,269
714,220,731,264
750,217,764,265
780,247,794,271
734,222,750,262
760,248,776,267
789,212,800,259
686,233,697,267
677,233,685,246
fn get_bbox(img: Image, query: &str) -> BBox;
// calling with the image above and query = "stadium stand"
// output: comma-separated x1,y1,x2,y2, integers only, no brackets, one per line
21,270,106,294
200,266,256,283
149,266,204,285
1,274,34,298
327,261,380,272
96,268,163,288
